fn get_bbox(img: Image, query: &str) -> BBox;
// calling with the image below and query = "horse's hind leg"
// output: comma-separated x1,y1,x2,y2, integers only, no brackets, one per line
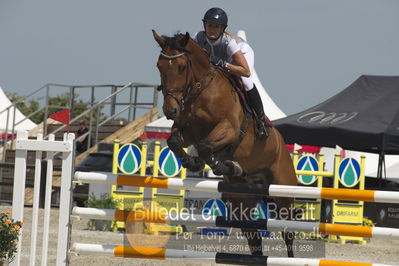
224,193,263,256
269,146,298,257
272,197,295,257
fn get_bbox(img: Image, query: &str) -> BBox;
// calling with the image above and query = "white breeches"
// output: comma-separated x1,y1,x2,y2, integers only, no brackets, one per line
239,42,255,91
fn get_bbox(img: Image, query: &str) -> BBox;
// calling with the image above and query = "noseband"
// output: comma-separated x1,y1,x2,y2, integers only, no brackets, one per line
158,51,215,111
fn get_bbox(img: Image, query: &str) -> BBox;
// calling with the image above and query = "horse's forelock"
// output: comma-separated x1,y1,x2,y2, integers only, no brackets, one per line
158,33,209,63
161,33,191,53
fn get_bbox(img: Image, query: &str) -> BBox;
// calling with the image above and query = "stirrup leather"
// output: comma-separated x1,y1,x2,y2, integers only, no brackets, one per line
255,117,270,139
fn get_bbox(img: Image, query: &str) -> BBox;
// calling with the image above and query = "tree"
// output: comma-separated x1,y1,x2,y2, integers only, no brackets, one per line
6,92,105,124
46,93,90,120
6,93,42,124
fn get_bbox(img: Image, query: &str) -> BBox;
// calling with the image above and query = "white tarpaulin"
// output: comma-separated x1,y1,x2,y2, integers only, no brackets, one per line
0,87,37,133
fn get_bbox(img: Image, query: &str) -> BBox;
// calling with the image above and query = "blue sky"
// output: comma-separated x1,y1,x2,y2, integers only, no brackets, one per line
1,0,398,115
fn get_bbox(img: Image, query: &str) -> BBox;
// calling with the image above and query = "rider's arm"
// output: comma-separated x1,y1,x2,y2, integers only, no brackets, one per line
226,51,250,77
225,39,250,77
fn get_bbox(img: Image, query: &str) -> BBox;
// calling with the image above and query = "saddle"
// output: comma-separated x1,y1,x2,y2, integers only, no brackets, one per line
216,67,273,127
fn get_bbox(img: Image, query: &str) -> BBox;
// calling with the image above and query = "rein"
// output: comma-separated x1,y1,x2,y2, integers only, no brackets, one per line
158,51,215,111
159,49,249,152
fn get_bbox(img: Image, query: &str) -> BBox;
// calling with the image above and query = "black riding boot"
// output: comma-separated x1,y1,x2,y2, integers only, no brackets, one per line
246,86,270,139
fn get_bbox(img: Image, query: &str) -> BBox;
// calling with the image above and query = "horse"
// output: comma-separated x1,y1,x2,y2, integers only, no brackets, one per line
152,30,298,257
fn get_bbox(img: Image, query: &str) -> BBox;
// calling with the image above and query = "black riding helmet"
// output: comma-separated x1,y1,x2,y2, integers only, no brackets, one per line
202,8,228,40
202,7,228,26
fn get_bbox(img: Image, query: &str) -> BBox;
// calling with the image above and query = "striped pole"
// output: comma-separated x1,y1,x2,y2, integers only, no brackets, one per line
72,207,399,239
70,243,393,266
74,172,399,204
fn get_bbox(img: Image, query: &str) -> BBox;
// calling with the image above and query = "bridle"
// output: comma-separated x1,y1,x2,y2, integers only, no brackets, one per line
158,51,215,111
159,47,249,148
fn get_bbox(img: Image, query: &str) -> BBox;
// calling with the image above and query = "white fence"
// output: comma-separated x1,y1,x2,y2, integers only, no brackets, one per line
11,131,75,266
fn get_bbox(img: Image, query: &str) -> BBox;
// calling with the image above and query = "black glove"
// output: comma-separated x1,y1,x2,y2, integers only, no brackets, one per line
210,55,227,68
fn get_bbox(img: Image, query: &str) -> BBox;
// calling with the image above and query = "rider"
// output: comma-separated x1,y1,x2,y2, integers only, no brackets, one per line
193,7,270,139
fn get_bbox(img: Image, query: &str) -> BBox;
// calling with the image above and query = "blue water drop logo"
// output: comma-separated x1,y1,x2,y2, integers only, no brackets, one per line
252,201,269,220
202,199,227,217
117,144,142,174
296,155,319,185
158,147,182,177
339,158,361,187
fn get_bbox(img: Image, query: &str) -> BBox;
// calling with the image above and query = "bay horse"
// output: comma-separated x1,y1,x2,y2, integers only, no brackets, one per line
152,30,298,257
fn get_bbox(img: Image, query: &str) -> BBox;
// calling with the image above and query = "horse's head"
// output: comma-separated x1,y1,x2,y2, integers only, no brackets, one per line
153,30,209,120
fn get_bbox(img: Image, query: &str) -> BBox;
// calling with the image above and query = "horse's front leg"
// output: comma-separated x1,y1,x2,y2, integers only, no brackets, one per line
167,131,205,172
197,120,243,176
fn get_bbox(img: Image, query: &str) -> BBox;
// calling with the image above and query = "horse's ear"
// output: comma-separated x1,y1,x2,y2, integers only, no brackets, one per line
152,29,166,47
179,32,191,47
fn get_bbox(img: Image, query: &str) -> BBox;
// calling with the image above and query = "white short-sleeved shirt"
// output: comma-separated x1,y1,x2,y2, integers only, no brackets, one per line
193,31,240,63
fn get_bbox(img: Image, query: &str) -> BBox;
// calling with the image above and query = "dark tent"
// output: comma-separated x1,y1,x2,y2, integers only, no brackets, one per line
274,75,399,177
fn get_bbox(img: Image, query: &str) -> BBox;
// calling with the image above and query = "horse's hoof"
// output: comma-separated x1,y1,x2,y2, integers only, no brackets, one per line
189,157,205,172
212,165,224,176
180,157,192,168
226,160,243,176
212,160,243,176
182,156,205,172
212,161,228,176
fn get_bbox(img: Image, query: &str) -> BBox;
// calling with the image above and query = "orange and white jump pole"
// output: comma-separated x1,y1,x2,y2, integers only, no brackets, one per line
74,172,399,204
72,207,399,240
70,243,394,266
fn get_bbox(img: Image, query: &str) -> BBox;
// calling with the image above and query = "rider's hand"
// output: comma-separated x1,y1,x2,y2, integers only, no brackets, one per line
210,55,228,68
